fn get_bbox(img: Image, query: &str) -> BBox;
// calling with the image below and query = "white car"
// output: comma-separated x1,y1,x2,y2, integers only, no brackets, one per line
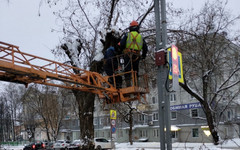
53,140,71,150
94,138,115,150
68,140,82,150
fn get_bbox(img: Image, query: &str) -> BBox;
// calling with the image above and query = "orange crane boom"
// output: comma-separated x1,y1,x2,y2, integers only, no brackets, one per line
0,41,149,103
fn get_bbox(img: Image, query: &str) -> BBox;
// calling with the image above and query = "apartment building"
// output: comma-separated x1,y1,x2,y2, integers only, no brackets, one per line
91,85,240,143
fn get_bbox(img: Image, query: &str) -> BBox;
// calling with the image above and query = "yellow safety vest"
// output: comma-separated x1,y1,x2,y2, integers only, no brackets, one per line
126,31,143,50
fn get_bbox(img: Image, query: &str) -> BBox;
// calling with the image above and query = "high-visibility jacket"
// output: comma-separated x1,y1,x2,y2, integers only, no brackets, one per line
126,31,143,50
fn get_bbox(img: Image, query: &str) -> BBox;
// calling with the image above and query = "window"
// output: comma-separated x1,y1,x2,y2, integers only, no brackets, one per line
140,130,147,137
100,118,104,125
192,128,199,137
106,118,110,124
152,97,157,104
94,118,98,125
170,93,176,102
171,131,178,138
171,111,177,120
153,113,159,121
95,131,98,138
102,131,104,137
138,114,145,122
153,129,159,137
227,110,232,121
224,127,228,137
191,109,198,118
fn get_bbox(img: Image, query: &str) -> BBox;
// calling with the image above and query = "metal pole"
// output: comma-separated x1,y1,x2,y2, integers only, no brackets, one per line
154,0,165,150
154,0,161,50
155,0,171,149
160,0,167,47
157,65,166,150
160,0,172,149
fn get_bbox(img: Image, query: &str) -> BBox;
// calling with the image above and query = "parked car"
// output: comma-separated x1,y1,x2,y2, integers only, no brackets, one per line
68,140,82,150
53,140,70,150
42,142,54,150
23,142,36,150
23,141,45,150
94,138,114,150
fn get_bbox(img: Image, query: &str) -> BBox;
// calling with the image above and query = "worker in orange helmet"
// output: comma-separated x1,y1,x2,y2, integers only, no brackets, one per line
119,20,148,86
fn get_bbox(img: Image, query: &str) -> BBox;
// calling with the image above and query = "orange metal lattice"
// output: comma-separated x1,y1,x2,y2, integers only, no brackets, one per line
0,41,148,103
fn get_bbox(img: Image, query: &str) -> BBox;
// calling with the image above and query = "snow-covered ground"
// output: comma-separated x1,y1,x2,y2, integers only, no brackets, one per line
116,140,240,150
1,139,240,150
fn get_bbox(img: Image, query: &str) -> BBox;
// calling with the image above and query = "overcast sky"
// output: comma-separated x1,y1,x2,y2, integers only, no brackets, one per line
0,0,239,60
0,0,62,60
0,0,239,91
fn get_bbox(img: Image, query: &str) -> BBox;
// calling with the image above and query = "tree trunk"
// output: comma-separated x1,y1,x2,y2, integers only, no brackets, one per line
29,127,35,142
180,81,220,145
44,122,51,141
202,76,219,145
73,90,95,150
129,110,133,145
202,102,219,145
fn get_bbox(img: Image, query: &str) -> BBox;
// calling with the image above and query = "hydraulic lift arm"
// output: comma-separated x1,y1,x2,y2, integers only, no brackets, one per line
0,41,149,103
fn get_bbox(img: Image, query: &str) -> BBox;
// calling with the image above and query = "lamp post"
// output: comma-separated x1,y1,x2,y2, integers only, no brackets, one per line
154,0,172,149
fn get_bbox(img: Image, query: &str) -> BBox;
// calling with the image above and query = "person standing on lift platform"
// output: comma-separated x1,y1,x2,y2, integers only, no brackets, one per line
104,41,122,89
119,20,148,86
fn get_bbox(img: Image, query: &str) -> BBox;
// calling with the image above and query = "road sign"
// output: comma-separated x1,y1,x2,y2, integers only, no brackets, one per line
111,119,116,126
167,47,184,84
111,126,116,133
110,110,117,119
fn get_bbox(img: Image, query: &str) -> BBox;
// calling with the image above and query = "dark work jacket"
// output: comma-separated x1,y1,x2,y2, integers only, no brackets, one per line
104,46,118,76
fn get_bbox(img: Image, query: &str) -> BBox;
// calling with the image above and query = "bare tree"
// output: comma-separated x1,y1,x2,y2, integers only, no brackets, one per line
0,83,25,141
169,1,240,145
40,0,154,149
111,102,136,145
21,84,70,142
0,96,12,142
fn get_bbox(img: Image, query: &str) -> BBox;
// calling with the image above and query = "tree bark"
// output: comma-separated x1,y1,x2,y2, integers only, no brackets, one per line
129,110,133,145
202,75,219,145
202,102,219,145
43,117,51,141
73,90,95,150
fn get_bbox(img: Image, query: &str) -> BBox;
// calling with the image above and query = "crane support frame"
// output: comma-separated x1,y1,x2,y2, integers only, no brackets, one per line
0,41,149,104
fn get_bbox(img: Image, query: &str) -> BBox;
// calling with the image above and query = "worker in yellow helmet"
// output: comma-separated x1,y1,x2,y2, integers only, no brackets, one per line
119,20,148,86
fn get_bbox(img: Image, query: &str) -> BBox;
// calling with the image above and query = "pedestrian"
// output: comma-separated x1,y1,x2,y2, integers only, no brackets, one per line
104,41,122,88
119,20,148,86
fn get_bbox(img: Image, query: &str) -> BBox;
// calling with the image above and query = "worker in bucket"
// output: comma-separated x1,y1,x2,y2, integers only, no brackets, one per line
119,20,148,86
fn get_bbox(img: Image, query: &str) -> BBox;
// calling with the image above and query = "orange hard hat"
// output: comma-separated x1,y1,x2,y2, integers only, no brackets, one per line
130,20,139,27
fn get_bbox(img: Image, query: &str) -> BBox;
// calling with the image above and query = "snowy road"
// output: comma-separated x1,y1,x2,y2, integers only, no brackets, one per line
1,140,240,150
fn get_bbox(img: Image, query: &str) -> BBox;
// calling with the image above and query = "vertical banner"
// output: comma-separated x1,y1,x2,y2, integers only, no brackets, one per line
171,45,179,91
168,48,184,84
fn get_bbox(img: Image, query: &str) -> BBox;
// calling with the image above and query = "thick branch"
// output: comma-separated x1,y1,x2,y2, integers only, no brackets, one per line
107,0,119,29
77,0,96,32
180,79,204,103
139,4,154,27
